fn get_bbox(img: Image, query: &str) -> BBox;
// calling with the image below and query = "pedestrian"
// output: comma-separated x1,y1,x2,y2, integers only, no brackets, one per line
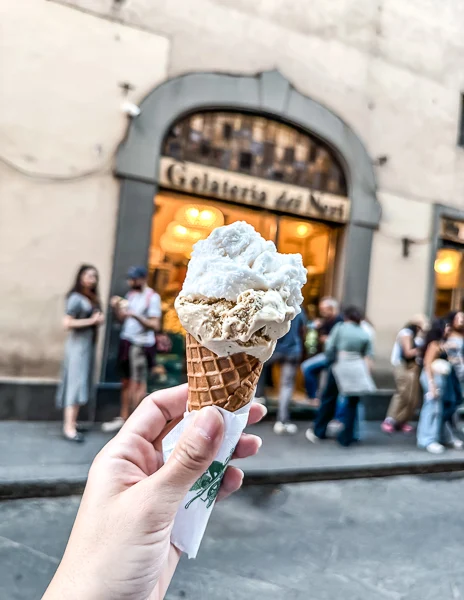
331,317,376,440
102,266,162,433
255,306,308,434
381,315,428,435
56,265,104,442
306,306,375,447
417,317,464,454
300,297,342,405
43,386,266,600
443,311,464,390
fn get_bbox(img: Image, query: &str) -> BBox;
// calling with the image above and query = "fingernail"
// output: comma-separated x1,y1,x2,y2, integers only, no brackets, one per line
256,436,263,449
194,406,223,440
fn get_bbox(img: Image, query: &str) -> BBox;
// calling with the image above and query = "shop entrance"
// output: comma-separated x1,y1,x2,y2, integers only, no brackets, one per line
103,71,381,402
147,190,339,395
145,108,350,395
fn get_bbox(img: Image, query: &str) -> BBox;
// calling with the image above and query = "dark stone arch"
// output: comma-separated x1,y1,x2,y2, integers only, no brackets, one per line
102,70,380,382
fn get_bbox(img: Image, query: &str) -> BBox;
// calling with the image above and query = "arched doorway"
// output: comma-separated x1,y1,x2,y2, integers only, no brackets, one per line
102,70,380,385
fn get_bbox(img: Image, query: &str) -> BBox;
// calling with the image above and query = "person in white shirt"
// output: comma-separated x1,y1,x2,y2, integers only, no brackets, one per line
102,266,162,433
381,315,428,435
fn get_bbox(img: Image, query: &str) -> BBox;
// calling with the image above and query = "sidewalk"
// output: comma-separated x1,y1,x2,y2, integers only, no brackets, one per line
2,420,464,499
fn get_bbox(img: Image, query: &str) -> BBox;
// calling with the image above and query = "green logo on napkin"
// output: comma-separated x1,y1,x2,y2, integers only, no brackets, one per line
185,448,235,509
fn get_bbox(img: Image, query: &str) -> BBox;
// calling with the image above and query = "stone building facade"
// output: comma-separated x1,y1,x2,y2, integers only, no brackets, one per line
2,0,464,414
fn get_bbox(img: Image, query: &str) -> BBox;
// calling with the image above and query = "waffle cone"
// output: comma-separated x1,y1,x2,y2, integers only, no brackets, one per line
185,333,263,412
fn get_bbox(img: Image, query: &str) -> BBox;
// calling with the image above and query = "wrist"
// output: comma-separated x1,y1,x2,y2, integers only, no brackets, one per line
45,561,106,600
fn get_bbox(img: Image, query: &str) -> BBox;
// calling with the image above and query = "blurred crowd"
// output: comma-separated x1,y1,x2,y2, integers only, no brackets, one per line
256,297,464,454
55,263,464,455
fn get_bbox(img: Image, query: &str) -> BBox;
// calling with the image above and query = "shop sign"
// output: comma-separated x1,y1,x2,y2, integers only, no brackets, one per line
159,157,350,224
441,219,464,244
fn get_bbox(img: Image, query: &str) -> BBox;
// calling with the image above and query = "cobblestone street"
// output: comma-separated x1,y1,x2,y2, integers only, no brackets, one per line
2,475,464,599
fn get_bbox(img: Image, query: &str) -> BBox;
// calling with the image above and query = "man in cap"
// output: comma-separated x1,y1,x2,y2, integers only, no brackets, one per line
102,266,162,432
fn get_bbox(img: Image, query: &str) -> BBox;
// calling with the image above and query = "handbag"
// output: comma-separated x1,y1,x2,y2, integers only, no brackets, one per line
155,332,173,354
329,324,376,395
332,355,376,396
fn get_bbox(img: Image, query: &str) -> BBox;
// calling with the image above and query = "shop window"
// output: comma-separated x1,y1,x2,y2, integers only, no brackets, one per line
148,191,337,395
434,248,464,315
149,192,335,333
163,111,347,196
239,151,253,171
223,123,233,141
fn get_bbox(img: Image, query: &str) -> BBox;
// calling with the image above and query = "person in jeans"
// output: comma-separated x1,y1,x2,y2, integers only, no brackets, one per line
332,318,375,440
102,266,162,433
306,306,374,447
381,316,427,435
418,317,464,454
300,297,342,404
255,308,307,435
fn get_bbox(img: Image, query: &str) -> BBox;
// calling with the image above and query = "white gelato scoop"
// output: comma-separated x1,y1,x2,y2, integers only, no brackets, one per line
175,221,307,362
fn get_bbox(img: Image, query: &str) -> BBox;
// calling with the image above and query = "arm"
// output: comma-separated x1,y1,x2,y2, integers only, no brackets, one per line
423,341,441,397
62,314,100,331
129,313,161,332
62,294,103,331
363,337,374,371
110,296,128,324
129,293,162,332
299,316,308,360
324,322,340,361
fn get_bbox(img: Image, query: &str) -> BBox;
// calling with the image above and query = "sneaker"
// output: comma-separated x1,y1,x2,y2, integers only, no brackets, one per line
327,420,344,437
400,423,414,434
425,442,445,454
381,420,395,434
254,396,267,406
450,439,464,450
101,417,125,433
305,427,320,443
273,421,298,435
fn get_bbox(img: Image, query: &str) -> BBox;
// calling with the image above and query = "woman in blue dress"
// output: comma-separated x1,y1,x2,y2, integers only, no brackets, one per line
56,265,104,442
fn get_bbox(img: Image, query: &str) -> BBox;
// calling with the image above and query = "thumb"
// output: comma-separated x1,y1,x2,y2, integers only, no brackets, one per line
150,406,224,517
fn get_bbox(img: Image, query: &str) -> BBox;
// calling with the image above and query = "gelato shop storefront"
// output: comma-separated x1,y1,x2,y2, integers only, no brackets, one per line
147,112,349,392
102,71,380,400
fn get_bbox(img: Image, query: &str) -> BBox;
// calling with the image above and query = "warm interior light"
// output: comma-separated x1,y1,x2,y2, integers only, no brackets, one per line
434,250,459,275
434,249,461,289
434,258,454,275
295,222,312,238
172,223,188,238
159,232,192,255
167,221,205,243
176,204,224,229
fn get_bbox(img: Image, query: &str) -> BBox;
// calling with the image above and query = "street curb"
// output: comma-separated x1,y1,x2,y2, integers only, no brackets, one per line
2,459,464,500
243,460,464,485
0,479,86,501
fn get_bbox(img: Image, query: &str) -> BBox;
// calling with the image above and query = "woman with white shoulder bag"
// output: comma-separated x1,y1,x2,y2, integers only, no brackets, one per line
306,306,376,447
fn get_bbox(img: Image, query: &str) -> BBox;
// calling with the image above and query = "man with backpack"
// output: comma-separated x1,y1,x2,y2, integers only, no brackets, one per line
102,266,162,432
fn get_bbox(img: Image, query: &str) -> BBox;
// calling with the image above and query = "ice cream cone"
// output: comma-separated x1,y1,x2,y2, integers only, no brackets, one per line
185,333,263,413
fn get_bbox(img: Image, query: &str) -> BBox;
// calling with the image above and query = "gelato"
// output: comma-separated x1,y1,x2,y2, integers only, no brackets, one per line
175,221,307,362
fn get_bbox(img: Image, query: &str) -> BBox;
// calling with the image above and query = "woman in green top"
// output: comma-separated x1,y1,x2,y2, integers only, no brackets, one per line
306,306,374,447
